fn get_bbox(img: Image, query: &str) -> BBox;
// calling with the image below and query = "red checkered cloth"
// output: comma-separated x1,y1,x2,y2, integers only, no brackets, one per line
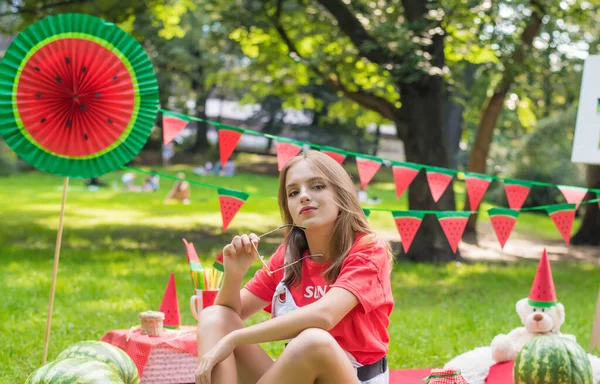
101,326,198,376
422,368,469,384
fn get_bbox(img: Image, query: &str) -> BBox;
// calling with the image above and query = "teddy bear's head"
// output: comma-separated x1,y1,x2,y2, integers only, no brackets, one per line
516,297,565,334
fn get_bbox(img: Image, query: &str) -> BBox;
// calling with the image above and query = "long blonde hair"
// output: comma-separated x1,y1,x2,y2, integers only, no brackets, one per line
277,150,393,287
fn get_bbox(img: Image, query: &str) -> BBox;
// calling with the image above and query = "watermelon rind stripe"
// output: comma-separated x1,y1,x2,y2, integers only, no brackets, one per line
218,188,249,201
426,166,457,177
217,126,244,134
527,299,557,308
391,162,421,171
488,208,519,219
463,172,493,182
435,211,471,219
391,210,425,220
163,110,191,122
355,153,382,163
504,178,532,188
546,203,576,215
320,145,347,156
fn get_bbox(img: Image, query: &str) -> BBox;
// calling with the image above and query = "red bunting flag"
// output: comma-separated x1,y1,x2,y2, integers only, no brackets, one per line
276,140,302,171
504,180,532,210
355,156,382,189
558,185,587,209
426,169,456,203
218,188,249,230
436,211,471,253
162,111,190,145
488,208,519,249
321,146,346,164
465,173,493,211
546,203,576,246
392,211,425,253
218,127,244,167
392,164,420,199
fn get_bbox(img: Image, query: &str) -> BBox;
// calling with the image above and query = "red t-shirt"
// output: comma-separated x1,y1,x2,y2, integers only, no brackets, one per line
244,234,394,365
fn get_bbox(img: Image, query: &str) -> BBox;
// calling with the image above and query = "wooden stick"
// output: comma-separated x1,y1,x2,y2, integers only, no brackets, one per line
590,285,600,352
42,177,69,364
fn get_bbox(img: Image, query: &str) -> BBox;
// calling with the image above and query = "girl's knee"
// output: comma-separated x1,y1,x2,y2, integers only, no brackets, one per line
286,328,338,358
198,305,243,331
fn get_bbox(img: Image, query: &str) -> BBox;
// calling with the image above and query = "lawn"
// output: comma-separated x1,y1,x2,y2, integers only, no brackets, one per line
1,162,598,383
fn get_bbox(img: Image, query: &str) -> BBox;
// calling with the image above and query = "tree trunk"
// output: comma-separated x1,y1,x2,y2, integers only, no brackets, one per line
571,165,600,245
189,79,210,153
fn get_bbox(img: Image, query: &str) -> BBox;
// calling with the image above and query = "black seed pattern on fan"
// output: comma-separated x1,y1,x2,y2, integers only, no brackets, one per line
65,57,70,64
112,76,118,81
35,94,41,98
56,76,62,83
41,118,46,123
83,134,88,140
107,119,113,124
95,93,101,98
82,67,87,73
80,105,86,112
66,120,72,127
34,67,40,72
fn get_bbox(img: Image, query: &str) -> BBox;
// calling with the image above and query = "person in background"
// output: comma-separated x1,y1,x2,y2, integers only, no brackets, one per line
164,172,191,204
143,170,160,192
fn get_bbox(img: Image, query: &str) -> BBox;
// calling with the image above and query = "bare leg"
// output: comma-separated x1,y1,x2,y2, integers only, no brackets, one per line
198,305,274,384
258,328,359,384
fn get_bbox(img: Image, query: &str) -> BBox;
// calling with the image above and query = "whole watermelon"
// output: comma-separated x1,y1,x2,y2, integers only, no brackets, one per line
25,357,124,383
514,335,593,384
55,340,140,384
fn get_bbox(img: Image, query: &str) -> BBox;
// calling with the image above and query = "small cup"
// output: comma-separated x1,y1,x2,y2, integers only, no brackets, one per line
190,289,219,320
139,310,165,336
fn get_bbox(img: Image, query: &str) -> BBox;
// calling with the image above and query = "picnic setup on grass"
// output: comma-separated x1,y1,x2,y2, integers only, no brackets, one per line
2,12,600,384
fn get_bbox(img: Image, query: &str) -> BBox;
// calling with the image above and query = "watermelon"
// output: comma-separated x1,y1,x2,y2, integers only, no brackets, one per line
392,211,425,253
321,147,346,165
392,164,420,199
514,336,593,384
488,208,519,249
162,112,190,145
56,341,139,384
25,357,124,384
546,203,576,246
464,174,492,210
213,251,224,272
504,180,531,209
355,157,382,189
276,141,302,171
558,185,587,209
436,212,470,253
426,169,456,203
218,188,249,230
159,272,180,329
218,127,243,167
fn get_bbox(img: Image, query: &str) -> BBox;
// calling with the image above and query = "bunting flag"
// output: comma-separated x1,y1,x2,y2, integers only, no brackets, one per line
362,208,371,217
213,251,224,272
488,208,519,249
276,139,303,171
162,111,190,145
504,179,532,210
436,211,471,253
321,146,347,164
355,156,382,189
558,185,587,208
426,168,457,203
183,238,205,289
392,164,421,199
546,203,576,246
217,188,249,230
392,211,425,253
465,173,493,211
218,127,244,167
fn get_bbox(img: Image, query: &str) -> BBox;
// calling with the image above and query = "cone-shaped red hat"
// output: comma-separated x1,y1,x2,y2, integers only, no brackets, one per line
528,249,557,307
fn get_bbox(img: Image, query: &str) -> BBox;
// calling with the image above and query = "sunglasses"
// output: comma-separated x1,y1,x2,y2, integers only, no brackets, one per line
251,224,323,275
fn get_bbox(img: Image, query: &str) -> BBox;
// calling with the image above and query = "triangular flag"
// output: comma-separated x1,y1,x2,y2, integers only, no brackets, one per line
488,208,519,249
218,127,244,167
392,211,425,253
436,211,471,253
464,173,493,211
218,188,249,230
162,111,190,145
392,164,420,199
183,238,204,289
528,249,557,307
276,140,303,171
321,146,347,165
159,272,181,329
558,185,587,209
426,168,456,203
504,179,532,210
213,251,224,272
362,208,371,217
546,203,576,246
355,156,382,189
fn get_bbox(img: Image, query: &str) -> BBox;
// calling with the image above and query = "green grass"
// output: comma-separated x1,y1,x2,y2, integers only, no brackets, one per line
0,164,597,383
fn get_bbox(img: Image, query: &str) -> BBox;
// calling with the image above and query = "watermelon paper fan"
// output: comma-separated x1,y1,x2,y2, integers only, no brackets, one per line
0,13,159,178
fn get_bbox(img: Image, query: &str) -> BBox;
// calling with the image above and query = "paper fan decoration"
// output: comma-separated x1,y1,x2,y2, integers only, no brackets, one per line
0,13,159,178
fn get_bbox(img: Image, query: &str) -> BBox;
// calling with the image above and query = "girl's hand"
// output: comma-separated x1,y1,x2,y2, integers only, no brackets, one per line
222,234,259,277
195,335,236,384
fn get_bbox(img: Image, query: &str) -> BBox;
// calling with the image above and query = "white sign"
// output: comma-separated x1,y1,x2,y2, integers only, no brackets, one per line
572,55,600,164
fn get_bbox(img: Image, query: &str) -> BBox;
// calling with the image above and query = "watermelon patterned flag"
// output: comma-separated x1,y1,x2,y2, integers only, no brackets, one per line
426,168,457,203
321,146,347,165
159,272,181,329
218,127,244,167
392,163,421,199
162,111,190,145
435,211,471,253
276,139,303,171
558,185,587,209
546,203,576,246
464,172,493,211
504,179,532,210
488,208,519,249
218,188,249,230
213,251,224,272
392,211,425,253
355,156,382,189
182,238,205,289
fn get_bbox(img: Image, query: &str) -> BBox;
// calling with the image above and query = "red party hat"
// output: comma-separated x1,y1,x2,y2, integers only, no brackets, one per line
528,249,557,307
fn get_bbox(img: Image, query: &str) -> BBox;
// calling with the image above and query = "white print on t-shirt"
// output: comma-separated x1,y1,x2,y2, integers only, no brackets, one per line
304,285,329,299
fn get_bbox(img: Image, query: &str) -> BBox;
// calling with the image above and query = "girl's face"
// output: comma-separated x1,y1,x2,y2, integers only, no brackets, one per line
285,160,339,231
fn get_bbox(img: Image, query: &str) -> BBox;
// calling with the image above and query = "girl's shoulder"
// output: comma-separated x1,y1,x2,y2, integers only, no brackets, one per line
348,233,390,264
